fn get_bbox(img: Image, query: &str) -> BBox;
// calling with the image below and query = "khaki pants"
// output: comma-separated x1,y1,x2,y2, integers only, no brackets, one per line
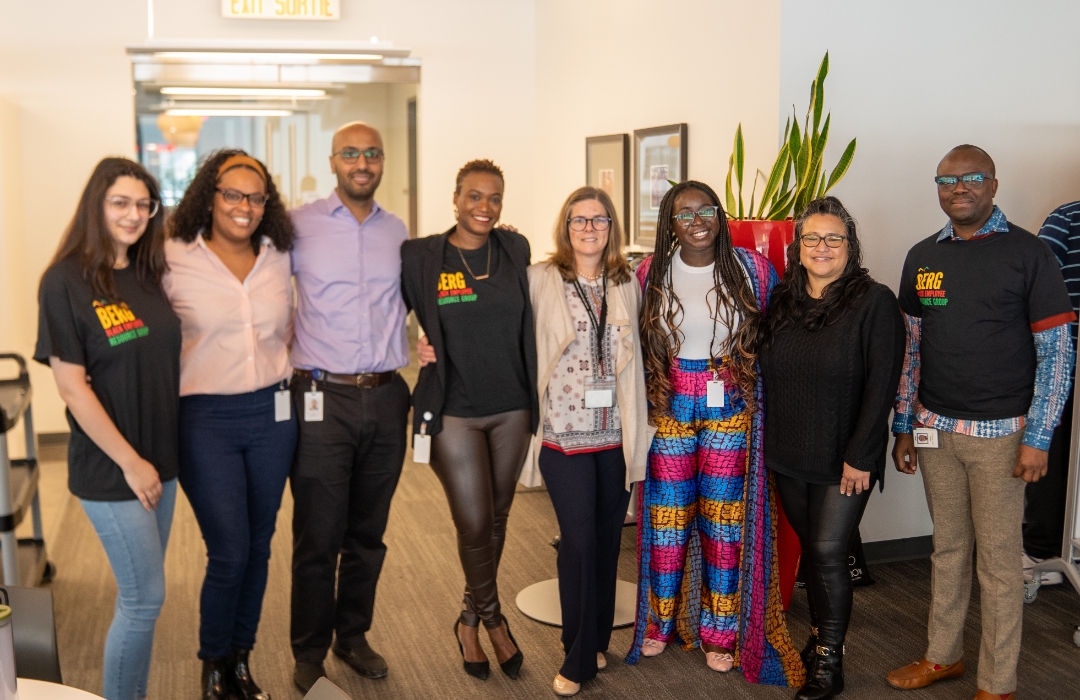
919,430,1025,695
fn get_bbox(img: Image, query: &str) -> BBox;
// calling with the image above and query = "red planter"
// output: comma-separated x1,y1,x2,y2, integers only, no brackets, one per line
728,218,800,608
728,219,796,280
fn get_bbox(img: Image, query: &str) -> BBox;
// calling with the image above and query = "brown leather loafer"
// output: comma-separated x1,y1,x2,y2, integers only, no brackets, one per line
886,658,965,689
973,691,1015,700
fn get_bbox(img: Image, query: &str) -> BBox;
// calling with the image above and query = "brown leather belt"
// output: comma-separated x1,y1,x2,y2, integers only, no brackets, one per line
293,368,396,389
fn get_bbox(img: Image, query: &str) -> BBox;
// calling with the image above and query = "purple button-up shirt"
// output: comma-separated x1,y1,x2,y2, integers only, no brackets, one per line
290,190,409,374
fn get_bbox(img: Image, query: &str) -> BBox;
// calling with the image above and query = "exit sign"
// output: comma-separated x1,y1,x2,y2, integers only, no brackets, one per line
222,0,339,20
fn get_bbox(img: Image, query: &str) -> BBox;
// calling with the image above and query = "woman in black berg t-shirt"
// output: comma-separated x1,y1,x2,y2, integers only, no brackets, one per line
401,159,537,682
35,158,180,700
758,196,904,700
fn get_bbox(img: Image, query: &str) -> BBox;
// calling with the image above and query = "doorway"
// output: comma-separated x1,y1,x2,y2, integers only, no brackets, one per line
128,43,419,229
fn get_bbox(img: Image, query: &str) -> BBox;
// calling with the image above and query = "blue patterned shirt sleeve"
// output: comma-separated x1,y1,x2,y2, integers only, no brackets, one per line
891,313,921,434
1023,324,1075,450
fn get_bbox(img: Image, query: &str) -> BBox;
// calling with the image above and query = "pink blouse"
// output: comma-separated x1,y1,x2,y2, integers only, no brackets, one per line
163,235,292,397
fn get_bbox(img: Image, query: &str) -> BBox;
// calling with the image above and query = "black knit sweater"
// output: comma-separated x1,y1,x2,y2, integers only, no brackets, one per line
760,282,905,485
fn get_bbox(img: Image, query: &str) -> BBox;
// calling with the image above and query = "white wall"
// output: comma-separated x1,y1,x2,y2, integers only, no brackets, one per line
534,0,782,256
780,0,1080,542
0,0,538,432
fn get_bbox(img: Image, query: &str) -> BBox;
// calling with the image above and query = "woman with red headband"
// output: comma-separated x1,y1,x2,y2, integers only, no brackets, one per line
165,150,296,700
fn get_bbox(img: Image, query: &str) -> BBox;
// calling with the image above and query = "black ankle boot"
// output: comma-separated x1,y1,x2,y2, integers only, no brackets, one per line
229,649,270,700
800,626,818,674
202,658,231,700
795,644,844,700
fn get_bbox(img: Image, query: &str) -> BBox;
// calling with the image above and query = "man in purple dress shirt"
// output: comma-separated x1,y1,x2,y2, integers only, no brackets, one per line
288,122,411,692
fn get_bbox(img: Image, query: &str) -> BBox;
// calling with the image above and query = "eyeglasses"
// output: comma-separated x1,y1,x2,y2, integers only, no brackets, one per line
216,188,270,208
672,206,720,226
568,216,611,232
934,172,992,190
800,234,848,248
105,196,160,218
333,147,385,164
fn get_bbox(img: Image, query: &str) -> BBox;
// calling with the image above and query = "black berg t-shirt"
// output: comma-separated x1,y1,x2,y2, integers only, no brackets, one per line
35,258,182,501
437,238,531,417
898,223,1074,421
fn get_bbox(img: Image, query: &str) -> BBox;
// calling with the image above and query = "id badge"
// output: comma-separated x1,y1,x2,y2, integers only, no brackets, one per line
413,434,432,464
584,376,615,409
304,390,324,422
706,379,725,408
413,411,434,464
912,427,939,448
274,390,291,422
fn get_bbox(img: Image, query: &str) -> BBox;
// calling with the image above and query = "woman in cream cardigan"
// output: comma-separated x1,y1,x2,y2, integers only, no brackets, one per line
523,186,653,697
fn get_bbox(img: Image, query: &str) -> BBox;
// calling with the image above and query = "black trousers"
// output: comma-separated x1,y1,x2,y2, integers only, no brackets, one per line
774,471,873,649
289,375,410,663
430,410,532,628
1024,391,1073,560
539,446,631,684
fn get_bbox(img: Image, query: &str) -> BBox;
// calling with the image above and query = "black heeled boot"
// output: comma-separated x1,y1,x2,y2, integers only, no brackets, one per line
229,649,270,700
201,658,231,700
800,625,818,674
795,644,844,700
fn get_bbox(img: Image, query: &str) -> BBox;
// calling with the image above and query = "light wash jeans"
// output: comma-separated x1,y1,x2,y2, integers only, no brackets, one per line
80,479,177,700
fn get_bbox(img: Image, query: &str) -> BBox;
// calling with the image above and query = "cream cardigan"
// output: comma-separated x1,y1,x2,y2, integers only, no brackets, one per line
520,261,655,491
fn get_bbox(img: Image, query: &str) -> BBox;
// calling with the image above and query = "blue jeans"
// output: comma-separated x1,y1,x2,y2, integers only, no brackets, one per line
179,384,296,659
81,478,178,700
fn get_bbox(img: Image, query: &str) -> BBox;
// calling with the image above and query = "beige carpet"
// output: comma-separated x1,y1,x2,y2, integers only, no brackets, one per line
37,445,1080,700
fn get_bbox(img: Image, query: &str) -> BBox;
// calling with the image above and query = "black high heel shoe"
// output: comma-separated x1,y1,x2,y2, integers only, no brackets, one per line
496,619,524,680
454,620,490,680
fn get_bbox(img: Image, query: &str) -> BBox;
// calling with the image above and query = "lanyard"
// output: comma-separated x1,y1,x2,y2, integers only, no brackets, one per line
572,273,609,375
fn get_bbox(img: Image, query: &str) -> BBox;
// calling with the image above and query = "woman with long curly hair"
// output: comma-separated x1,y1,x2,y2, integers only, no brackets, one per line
627,181,804,688
163,150,295,700
759,197,903,700
35,158,179,700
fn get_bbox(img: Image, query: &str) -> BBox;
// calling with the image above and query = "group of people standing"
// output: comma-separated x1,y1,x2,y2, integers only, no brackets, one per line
34,121,1074,700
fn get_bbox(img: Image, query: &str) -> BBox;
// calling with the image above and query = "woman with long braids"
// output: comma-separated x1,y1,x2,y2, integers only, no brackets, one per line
759,197,903,699
627,181,804,688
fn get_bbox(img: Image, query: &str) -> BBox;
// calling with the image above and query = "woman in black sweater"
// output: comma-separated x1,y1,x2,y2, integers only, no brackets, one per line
759,197,904,700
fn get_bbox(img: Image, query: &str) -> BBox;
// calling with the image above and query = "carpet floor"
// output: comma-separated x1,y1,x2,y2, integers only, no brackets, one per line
39,451,1080,700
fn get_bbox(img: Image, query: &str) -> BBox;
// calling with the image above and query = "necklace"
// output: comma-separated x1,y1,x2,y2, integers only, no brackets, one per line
456,237,492,281
576,265,604,283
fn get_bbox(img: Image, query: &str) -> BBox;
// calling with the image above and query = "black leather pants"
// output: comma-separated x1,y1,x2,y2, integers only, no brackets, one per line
430,409,532,628
774,471,873,648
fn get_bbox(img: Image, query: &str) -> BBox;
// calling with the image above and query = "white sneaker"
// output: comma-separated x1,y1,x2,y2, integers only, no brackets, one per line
1023,552,1064,585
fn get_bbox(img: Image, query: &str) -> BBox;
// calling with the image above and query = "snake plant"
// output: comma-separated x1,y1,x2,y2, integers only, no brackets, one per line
726,52,857,220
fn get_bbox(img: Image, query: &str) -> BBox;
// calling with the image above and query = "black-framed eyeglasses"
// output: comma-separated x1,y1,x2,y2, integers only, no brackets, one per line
672,206,720,226
800,233,848,248
105,196,160,218
568,216,611,232
333,147,385,164
216,188,269,208
934,172,992,190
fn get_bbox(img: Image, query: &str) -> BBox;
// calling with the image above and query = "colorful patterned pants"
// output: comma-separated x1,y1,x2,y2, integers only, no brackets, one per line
643,357,748,650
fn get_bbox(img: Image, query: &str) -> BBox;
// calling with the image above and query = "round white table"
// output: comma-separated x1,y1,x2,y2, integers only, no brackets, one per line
515,578,636,628
16,679,103,700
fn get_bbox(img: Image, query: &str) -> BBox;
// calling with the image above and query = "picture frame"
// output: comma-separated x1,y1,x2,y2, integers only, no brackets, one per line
632,123,688,249
585,134,630,242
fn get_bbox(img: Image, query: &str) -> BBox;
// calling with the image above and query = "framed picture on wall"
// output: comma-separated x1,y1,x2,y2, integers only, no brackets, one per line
633,123,687,248
585,134,630,240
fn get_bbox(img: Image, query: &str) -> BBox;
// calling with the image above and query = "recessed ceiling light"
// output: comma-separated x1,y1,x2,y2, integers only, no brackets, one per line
160,87,327,98
152,52,382,63
164,108,294,117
